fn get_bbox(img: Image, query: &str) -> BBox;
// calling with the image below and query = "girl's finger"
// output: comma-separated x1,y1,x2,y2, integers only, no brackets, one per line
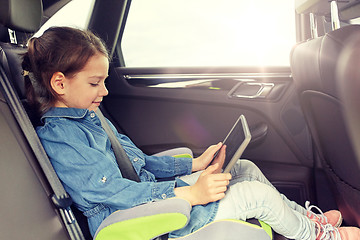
202,163,219,176
209,172,232,181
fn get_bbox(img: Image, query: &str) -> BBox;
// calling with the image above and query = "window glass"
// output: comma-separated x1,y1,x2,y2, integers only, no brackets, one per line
34,0,95,37
122,0,296,67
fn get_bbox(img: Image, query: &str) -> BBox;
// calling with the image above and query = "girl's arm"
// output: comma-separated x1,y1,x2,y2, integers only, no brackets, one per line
110,120,193,179
110,117,224,177
37,122,178,210
175,145,231,206
143,154,193,178
174,164,232,206
143,142,226,179
192,142,226,172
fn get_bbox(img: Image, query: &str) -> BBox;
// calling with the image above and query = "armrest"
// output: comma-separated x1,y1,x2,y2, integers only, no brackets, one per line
152,147,193,158
94,198,191,240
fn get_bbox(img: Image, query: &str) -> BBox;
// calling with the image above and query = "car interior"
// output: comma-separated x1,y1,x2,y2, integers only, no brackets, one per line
0,0,359,239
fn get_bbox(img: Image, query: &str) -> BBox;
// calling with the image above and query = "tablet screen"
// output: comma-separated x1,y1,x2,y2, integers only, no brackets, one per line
212,115,251,172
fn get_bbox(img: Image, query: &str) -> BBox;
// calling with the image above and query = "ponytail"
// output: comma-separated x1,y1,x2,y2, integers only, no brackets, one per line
22,38,54,117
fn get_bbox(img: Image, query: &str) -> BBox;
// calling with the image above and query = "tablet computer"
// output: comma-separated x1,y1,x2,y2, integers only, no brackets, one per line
213,115,252,173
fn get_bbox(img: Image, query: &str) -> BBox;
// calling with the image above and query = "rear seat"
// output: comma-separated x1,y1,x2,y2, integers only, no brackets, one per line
0,36,73,240
0,1,88,239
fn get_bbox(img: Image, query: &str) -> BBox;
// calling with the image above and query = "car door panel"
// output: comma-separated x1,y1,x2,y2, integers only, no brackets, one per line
102,66,315,204
104,68,310,160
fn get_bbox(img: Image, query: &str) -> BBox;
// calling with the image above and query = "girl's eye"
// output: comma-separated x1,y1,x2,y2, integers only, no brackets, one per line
90,83,99,87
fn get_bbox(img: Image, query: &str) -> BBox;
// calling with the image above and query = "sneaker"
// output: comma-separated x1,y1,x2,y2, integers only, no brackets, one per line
316,223,360,240
306,201,343,228
315,222,341,240
314,218,360,240
338,227,360,240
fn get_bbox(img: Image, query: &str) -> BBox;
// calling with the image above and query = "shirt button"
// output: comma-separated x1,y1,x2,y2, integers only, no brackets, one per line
90,112,96,118
161,194,167,199
133,157,139,162
101,176,107,183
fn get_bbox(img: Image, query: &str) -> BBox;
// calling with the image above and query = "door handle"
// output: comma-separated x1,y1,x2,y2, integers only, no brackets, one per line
229,82,275,99
248,123,268,149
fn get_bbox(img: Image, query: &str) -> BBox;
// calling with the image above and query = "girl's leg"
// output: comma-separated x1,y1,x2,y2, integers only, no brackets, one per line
230,160,307,215
214,180,316,240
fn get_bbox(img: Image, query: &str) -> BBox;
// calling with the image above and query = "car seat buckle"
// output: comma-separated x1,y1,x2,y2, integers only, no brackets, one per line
51,194,75,224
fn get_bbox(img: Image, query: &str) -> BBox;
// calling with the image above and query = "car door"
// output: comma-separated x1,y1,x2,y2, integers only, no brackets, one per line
92,0,335,209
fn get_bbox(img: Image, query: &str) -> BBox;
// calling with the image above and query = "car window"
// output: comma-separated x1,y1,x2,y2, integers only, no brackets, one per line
121,0,296,67
34,0,95,37
349,17,360,25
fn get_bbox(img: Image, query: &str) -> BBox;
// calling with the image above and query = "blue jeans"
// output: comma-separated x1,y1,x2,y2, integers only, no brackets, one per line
180,160,316,240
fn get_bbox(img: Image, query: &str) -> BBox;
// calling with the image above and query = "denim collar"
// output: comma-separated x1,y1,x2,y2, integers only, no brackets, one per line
41,107,92,121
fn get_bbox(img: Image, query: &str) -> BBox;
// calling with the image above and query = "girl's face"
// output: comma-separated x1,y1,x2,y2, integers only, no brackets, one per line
54,53,109,112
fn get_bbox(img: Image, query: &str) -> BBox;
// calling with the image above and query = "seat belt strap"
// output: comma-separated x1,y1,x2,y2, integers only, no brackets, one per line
97,110,141,183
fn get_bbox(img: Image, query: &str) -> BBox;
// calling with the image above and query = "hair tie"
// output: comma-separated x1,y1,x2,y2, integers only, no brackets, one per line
22,70,29,77
23,70,37,86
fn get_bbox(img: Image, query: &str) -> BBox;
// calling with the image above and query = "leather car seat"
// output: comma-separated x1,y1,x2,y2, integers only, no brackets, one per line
336,32,360,225
290,25,360,226
337,31,360,164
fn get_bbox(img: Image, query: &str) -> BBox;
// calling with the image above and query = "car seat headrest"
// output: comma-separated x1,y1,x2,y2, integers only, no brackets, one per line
0,0,43,33
290,25,360,98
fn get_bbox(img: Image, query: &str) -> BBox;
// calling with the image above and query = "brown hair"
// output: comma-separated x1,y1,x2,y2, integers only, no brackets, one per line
22,27,109,117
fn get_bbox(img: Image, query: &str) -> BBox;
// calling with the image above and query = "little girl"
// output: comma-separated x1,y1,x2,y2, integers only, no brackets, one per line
23,26,359,240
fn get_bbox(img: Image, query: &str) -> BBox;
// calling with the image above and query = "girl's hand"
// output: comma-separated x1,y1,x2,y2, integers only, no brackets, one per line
192,142,226,172
174,163,231,206
211,144,226,174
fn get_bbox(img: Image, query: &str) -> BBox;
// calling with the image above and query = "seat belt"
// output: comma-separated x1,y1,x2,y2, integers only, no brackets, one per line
96,110,141,183
0,53,85,240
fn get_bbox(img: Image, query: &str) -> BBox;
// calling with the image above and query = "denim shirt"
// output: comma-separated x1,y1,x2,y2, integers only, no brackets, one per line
37,107,218,237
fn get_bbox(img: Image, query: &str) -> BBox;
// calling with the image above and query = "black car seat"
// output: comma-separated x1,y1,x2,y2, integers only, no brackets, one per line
336,32,360,224
0,0,84,239
290,24,360,226
337,31,360,165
